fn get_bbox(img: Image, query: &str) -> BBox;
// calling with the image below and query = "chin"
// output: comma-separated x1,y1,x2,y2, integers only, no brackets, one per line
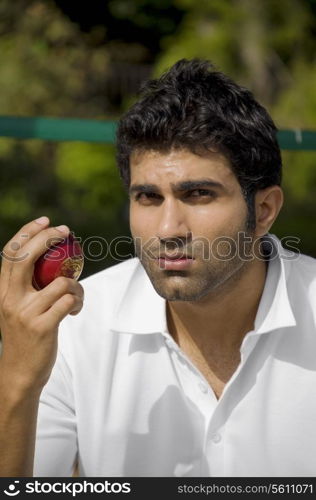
152,280,206,302
144,264,210,301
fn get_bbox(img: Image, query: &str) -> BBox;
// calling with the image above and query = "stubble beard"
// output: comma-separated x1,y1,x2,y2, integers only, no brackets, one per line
135,224,256,303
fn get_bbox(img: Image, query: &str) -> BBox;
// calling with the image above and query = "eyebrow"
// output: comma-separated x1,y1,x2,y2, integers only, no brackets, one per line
129,179,225,196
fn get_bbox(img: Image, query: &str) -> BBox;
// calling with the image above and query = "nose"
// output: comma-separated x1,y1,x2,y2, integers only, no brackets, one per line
156,197,191,244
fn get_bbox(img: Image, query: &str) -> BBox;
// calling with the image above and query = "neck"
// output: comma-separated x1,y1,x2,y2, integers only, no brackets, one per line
167,256,268,352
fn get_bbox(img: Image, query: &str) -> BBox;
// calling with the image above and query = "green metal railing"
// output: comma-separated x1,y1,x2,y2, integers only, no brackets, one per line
0,116,117,144
0,115,316,150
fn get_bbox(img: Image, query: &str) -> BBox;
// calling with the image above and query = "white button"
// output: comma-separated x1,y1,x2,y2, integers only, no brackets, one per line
212,433,222,444
198,382,208,394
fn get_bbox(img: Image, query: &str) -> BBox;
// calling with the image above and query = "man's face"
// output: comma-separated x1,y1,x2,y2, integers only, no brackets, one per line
129,148,255,302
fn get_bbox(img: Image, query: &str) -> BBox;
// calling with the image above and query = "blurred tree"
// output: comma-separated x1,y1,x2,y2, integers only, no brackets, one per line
0,0,316,269
269,61,316,255
0,0,112,117
54,141,130,277
53,0,186,61
0,0,132,276
51,0,187,109
157,0,316,105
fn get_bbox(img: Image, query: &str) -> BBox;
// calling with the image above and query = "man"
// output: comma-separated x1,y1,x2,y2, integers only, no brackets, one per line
0,59,316,477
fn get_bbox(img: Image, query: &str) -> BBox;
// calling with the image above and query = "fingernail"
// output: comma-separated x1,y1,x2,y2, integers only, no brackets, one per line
55,225,69,234
35,216,49,225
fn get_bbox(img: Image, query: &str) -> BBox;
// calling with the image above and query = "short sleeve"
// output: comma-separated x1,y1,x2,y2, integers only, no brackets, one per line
33,342,77,477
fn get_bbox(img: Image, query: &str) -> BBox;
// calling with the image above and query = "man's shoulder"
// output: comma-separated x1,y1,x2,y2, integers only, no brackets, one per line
59,258,143,344
284,248,316,304
287,249,316,276
80,257,140,287
268,234,316,306
75,257,145,318
75,257,141,308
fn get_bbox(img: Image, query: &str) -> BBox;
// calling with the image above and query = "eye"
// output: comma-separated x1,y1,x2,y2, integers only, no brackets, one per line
135,192,161,203
186,189,216,198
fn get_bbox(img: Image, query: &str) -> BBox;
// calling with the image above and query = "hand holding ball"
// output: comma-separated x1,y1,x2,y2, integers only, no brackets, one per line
32,233,84,290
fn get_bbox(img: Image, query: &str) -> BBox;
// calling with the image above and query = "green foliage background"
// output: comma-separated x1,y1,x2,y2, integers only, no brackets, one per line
0,0,316,280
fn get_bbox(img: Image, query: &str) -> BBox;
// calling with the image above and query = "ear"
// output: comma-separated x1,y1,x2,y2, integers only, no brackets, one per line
254,186,284,238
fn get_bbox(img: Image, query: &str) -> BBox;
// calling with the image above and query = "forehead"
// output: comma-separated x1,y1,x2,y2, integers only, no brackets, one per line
130,148,238,188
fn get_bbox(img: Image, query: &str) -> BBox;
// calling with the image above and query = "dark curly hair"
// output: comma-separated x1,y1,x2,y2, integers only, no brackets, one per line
116,58,282,230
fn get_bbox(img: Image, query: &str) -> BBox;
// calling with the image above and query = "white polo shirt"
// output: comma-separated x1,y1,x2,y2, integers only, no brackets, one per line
33,234,316,477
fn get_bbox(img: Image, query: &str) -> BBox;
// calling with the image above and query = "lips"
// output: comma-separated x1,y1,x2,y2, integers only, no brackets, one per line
159,253,193,260
157,253,194,270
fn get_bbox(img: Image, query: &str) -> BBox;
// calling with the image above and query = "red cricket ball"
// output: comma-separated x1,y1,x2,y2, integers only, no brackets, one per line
32,233,84,290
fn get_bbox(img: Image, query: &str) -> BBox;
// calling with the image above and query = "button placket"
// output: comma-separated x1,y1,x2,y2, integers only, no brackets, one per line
163,331,218,417
211,433,222,444
198,381,208,394
204,425,225,476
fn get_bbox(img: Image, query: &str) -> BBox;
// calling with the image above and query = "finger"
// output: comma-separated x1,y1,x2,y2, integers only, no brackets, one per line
40,292,84,327
27,277,84,316
8,225,70,289
0,216,50,290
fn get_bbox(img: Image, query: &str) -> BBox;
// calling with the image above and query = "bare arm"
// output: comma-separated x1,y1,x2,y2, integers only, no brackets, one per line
0,375,42,477
0,217,84,477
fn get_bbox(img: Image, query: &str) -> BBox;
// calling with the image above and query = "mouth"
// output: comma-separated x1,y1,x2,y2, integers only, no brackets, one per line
159,253,193,260
157,254,194,270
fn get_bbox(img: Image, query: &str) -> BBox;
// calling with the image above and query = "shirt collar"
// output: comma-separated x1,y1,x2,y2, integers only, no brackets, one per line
110,233,296,335
254,233,296,334
110,260,167,334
